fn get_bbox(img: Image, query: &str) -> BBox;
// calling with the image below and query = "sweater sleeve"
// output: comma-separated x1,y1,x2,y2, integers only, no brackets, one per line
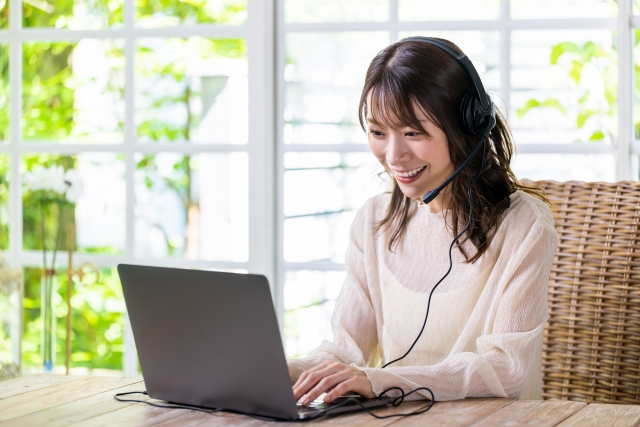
287,201,379,382
360,214,558,401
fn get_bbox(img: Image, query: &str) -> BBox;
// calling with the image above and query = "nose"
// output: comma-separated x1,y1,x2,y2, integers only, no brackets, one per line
386,132,411,166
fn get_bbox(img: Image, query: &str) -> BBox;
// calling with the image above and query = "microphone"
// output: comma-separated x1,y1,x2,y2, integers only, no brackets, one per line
421,115,496,205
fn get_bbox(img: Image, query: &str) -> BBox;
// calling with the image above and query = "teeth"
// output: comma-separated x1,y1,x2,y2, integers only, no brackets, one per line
396,166,425,178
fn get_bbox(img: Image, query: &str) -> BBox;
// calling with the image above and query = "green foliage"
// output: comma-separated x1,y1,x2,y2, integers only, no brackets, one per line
0,44,7,141
21,267,125,372
517,99,567,119
518,39,620,143
0,155,7,250
22,42,75,141
0,291,13,364
136,37,245,143
0,0,7,29
136,0,246,26
18,1,123,142
22,0,123,28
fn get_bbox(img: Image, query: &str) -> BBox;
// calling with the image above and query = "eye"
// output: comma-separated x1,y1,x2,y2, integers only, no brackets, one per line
369,129,385,138
405,131,421,138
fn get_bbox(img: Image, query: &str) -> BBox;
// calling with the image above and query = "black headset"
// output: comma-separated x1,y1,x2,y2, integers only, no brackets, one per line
400,36,496,205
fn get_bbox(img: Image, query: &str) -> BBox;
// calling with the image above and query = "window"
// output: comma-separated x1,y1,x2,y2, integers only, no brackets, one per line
1,0,274,376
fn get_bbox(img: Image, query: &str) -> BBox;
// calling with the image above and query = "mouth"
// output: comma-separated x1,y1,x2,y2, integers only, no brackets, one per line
394,165,426,184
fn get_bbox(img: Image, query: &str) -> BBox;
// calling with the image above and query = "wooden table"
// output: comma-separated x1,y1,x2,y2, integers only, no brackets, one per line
2,374,640,426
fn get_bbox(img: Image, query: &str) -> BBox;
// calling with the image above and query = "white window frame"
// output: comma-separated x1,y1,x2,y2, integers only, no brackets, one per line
1,0,275,377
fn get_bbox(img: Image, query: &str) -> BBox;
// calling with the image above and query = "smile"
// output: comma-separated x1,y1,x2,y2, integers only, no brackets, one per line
394,165,427,184
394,166,426,178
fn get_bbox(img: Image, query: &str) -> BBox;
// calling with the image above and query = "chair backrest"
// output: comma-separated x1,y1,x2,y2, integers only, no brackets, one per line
533,180,640,404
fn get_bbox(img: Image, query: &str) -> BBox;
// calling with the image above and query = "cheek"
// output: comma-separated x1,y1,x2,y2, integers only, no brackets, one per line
412,140,448,166
409,142,433,163
368,139,386,162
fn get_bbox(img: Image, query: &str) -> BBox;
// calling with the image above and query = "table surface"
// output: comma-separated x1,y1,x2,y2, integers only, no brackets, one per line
1,374,640,426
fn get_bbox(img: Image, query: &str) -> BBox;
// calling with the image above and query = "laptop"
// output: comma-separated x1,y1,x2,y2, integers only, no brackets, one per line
117,264,394,420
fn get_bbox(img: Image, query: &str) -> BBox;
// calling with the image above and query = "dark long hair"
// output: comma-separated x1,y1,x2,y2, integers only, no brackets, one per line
359,38,547,263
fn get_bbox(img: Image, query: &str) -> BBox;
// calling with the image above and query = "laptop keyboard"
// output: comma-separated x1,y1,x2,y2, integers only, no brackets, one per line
297,396,329,408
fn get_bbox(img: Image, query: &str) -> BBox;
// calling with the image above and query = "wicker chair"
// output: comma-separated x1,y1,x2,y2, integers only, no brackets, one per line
533,180,640,404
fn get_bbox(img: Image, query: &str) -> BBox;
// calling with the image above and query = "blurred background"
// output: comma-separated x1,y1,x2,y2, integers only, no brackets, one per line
0,0,638,377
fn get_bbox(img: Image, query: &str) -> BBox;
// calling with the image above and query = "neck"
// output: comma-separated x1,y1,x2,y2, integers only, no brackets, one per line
418,190,448,213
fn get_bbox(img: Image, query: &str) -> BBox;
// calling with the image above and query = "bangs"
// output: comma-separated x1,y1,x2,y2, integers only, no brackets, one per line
362,72,435,135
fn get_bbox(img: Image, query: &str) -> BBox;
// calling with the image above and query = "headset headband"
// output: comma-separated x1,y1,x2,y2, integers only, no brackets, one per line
402,36,491,112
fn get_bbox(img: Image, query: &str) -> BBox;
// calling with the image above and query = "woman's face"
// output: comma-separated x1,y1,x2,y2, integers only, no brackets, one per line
366,104,455,203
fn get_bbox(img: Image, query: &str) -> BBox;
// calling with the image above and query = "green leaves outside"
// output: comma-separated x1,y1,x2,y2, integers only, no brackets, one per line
518,39,621,144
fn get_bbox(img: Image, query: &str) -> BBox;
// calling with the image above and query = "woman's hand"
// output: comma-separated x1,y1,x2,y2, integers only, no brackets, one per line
293,361,374,405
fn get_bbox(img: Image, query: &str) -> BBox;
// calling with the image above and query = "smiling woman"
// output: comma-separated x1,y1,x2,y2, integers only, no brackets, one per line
287,37,558,407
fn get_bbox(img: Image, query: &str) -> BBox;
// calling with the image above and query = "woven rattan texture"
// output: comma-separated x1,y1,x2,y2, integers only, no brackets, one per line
533,181,640,404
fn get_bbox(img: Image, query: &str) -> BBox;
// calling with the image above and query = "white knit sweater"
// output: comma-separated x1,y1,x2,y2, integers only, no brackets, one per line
288,190,558,401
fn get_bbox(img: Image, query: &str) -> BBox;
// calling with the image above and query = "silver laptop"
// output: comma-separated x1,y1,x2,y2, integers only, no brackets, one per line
117,264,393,420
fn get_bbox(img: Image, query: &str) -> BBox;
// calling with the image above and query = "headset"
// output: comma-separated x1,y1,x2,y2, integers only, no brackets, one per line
399,36,497,205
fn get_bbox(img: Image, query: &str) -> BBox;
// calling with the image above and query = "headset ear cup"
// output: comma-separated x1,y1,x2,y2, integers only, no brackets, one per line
459,90,480,135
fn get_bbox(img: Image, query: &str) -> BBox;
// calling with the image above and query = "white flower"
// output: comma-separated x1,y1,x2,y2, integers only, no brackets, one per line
63,169,83,202
24,165,66,194
23,166,44,191
47,166,67,194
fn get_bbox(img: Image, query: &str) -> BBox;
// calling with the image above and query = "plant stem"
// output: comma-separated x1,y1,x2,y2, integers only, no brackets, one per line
40,194,47,273
51,202,63,272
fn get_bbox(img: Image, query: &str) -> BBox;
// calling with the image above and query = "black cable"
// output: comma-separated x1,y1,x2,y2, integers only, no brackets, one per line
114,391,284,422
114,386,435,421
382,136,487,370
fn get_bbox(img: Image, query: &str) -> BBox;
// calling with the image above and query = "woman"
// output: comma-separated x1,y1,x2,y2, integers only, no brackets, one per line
288,37,558,406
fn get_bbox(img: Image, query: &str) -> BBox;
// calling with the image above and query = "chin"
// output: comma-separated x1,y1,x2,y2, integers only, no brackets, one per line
396,184,428,200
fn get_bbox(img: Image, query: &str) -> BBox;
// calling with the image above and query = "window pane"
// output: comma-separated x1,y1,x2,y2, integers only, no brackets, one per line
513,153,615,182
399,0,499,21
22,40,125,143
135,152,248,261
284,32,389,145
283,152,388,263
136,0,247,28
398,31,501,93
284,270,346,357
21,267,125,373
0,155,7,251
511,30,616,145
22,0,123,29
285,0,388,23
0,44,7,142
136,37,247,144
22,153,126,254
511,0,616,19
